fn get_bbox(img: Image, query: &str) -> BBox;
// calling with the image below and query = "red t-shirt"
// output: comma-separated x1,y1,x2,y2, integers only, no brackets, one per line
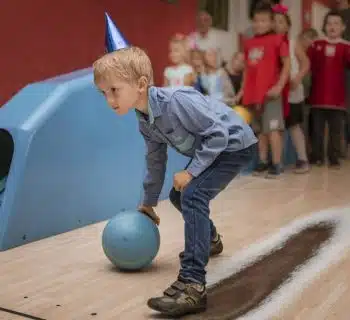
308,38,350,109
242,33,289,106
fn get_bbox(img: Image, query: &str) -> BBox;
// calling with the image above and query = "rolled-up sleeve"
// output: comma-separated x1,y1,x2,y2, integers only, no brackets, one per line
140,126,167,206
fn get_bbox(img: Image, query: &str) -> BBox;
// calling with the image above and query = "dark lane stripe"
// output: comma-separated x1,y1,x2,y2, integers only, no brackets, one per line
0,306,47,320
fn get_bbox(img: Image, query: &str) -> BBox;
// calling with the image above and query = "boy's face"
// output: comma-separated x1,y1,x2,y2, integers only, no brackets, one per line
97,78,141,115
253,12,274,35
325,15,345,39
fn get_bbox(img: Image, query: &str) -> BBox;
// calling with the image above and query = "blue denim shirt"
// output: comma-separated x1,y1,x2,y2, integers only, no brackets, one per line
138,86,257,206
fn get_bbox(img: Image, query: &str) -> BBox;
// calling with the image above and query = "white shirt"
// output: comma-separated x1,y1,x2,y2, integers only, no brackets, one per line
188,29,221,52
164,64,193,87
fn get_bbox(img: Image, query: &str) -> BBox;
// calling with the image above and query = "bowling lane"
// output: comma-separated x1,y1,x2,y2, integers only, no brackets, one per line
0,165,349,319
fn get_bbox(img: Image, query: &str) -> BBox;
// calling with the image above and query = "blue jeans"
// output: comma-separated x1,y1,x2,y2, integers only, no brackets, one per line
169,144,256,284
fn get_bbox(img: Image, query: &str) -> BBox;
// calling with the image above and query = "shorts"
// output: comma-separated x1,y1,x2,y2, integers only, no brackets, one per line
250,97,285,134
286,102,304,128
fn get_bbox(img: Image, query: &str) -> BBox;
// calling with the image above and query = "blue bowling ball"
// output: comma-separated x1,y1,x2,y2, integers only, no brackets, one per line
102,210,160,270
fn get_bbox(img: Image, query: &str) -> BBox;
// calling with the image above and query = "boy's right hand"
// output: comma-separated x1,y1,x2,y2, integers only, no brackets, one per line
138,205,160,226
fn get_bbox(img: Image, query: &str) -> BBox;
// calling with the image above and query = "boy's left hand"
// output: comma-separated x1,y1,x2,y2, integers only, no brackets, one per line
174,170,193,192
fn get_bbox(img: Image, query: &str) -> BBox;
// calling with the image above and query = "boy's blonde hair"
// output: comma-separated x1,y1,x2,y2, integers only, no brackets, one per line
93,46,153,85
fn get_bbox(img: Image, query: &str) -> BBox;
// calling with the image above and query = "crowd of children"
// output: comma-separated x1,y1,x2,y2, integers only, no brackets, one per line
163,3,350,178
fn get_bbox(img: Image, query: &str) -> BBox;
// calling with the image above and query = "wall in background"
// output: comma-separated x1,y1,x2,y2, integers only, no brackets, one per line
311,1,330,33
0,0,197,106
284,0,303,38
302,0,332,28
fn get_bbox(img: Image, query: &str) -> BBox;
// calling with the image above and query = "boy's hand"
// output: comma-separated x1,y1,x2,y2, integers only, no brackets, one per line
138,205,160,225
174,170,193,192
267,85,282,99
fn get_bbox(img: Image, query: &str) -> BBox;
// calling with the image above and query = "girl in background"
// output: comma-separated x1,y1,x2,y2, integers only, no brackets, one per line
225,52,245,96
201,49,236,105
163,34,193,87
274,4,311,173
298,28,319,156
187,49,207,94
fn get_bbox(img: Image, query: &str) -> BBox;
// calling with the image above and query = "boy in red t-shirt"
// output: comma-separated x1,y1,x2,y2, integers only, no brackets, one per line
235,4,290,178
308,11,350,167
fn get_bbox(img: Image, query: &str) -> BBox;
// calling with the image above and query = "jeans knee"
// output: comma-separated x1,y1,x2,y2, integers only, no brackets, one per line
181,186,208,215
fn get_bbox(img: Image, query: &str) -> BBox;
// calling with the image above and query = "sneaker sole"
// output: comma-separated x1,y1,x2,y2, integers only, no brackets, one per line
147,301,207,317
294,167,310,174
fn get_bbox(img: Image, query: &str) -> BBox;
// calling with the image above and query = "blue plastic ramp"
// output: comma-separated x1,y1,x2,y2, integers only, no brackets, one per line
0,68,188,250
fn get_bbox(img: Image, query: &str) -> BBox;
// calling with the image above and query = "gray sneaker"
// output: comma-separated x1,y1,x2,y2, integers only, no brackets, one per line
147,278,207,317
179,234,223,260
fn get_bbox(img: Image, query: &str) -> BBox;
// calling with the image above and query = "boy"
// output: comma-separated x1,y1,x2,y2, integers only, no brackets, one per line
93,47,257,317
308,11,350,167
235,4,290,178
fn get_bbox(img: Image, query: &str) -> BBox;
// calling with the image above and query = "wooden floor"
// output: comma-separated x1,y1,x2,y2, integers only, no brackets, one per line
1,162,350,320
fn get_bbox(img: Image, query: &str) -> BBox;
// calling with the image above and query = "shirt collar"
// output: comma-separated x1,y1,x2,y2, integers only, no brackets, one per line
136,86,162,124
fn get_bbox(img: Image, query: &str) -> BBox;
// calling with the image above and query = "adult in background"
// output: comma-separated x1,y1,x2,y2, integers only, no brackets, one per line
187,11,234,67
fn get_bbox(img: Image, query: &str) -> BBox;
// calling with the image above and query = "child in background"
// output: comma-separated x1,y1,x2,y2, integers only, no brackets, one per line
187,49,207,94
93,46,257,317
236,4,290,178
274,5,311,173
299,28,318,96
164,34,193,87
201,49,236,105
299,28,319,51
308,11,350,168
298,28,318,155
225,52,245,96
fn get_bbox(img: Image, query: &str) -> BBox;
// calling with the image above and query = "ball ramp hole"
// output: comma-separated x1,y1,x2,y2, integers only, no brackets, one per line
0,129,14,205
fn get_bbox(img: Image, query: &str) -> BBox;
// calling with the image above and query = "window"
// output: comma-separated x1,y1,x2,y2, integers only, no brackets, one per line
198,0,229,31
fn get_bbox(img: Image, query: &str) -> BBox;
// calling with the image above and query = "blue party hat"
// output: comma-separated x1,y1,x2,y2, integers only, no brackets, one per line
105,12,129,53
